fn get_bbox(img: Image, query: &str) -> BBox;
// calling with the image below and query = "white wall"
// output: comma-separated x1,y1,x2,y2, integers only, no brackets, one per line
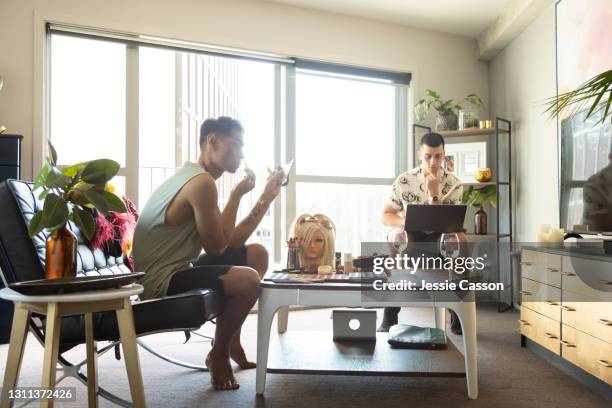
0,0,488,180
489,4,557,241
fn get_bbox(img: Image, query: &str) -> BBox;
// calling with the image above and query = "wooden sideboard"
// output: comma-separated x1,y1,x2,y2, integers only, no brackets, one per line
520,247,612,387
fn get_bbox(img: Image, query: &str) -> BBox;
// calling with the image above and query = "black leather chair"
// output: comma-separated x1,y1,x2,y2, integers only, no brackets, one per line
0,179,221,406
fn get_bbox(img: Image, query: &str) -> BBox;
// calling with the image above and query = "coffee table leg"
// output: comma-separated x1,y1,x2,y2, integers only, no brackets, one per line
277,306,289,333
256,290,280,395
41,303,61,408
116,299,146,408
453,302,478,399
85,313,98,408
434,307,446,332
1,303,30,408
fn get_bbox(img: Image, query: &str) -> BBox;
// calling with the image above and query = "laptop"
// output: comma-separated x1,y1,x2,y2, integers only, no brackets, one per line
404,204,467,233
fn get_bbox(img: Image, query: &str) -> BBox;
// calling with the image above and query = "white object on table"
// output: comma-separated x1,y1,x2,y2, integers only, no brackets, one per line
0,284,146,408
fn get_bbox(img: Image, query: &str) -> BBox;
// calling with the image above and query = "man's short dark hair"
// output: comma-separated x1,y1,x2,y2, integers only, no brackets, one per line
199,116,244,148
420,132,445,148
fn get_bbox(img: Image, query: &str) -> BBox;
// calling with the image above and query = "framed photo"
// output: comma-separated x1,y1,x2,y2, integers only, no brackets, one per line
444,142,487,183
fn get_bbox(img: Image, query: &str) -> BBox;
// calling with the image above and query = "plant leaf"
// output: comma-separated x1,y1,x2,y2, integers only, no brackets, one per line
28,211,45,237
38,189,49,201
48,141,58,166
72,207,96,240
81,159,121,184
83,189,109,214
103,191,127,213
42,193,69,229
33,163,52,192
61,162,87,178
45,166,72,189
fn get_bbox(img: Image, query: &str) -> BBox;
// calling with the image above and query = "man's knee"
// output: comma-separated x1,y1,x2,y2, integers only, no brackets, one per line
246,243,269,276
223,266,261,296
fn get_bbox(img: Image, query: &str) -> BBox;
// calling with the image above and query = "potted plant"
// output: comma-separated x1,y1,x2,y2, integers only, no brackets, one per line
544,69,612,124
462,185,497,235
29,142,127,279
415,90,483,131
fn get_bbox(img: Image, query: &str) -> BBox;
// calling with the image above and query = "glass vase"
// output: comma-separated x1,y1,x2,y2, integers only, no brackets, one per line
459,107,479,130
45,226,77,279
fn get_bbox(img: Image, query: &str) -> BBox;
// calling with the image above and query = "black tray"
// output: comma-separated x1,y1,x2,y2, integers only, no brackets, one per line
9,272,145,296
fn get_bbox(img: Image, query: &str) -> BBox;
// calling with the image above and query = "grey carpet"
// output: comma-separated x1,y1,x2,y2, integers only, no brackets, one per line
0,304,609,407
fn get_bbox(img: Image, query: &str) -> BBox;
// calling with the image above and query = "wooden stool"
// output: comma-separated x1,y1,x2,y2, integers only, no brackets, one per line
0,284,146,408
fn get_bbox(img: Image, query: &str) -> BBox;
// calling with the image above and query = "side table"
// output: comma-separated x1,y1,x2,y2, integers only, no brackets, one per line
0,284,146,408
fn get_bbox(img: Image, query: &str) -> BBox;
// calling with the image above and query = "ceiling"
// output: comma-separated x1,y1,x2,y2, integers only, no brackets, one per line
263,0,513,38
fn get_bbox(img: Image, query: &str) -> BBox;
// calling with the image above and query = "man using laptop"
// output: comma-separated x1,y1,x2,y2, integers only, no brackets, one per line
379,132,464,334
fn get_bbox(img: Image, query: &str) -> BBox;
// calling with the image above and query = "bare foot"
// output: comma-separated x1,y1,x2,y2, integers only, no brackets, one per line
205,352,239,390
211,339,256,369
230,342,256,369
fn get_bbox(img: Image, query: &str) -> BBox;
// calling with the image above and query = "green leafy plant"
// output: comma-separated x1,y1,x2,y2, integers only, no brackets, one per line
415,89,483,122
462,185,497,209
28,141,127,240
544,69,612,125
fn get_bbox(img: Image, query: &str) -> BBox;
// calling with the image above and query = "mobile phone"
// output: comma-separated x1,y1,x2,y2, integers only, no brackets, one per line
279,160,294,186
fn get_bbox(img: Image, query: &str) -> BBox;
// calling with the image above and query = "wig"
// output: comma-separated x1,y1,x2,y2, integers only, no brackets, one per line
289,213,336,270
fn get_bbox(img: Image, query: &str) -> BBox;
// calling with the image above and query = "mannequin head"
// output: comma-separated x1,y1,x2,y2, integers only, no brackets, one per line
289,213,336,271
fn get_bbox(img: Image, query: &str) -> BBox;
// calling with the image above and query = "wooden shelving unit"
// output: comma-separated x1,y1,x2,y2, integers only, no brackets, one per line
438,127,497,137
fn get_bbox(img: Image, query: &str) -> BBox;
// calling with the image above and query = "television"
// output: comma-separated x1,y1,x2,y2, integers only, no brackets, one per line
560,105,612,233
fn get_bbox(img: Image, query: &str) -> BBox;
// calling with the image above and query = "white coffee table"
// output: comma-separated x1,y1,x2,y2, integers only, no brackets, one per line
256,270,478,399
0,284,145,408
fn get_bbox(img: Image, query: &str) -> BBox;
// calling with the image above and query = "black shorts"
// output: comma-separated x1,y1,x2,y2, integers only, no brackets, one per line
166,246,248,296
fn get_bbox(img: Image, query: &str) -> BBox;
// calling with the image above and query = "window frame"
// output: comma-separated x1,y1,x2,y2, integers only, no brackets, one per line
43,24,411,264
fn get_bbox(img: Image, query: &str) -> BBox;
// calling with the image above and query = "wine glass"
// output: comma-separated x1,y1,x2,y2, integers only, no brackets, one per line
387,227,408,255
439,233,460,278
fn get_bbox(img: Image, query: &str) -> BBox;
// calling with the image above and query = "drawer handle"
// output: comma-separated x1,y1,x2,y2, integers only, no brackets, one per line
597,318,612,326
545,301,559,306
546,267,560,272
561,272,576,276
520,290,532,296
560,340,576,348
561,306,576,312
596,359,612,368
517,319,530,326
520,262,533,266
544,332,558,339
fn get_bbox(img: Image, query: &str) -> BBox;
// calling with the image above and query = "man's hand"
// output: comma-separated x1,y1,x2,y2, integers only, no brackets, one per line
425,171,440,197
263,169,285,201
233,168,256,197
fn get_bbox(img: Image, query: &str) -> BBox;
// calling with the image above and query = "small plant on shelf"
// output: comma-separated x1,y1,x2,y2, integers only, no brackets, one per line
462,185,497,235
414,89,483,131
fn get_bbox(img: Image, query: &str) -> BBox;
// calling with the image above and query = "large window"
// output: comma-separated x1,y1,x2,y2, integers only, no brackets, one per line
47,27,409,262
293,70,405,253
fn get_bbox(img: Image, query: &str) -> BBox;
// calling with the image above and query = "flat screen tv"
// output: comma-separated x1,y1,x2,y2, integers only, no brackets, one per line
560,106,612,233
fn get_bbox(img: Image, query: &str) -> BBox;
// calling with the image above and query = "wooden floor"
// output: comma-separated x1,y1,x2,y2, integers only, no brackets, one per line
267,331,466,377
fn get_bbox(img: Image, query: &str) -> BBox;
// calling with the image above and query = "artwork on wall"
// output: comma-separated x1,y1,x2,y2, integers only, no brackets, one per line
557,0,612,95
444,142,487,183
557,0,612,232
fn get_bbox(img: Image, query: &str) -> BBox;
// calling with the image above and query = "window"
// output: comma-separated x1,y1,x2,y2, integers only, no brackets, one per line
47,26,410,262
50,35,126,166
292,68,407,254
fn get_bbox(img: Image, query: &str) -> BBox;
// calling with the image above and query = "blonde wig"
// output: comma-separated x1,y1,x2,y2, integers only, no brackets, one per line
289,213,336,269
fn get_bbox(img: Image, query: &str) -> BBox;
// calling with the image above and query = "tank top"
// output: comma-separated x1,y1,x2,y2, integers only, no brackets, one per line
133,162,208,299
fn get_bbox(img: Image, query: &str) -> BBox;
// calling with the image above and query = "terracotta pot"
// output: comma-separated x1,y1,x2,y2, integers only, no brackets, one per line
45,226,77,279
